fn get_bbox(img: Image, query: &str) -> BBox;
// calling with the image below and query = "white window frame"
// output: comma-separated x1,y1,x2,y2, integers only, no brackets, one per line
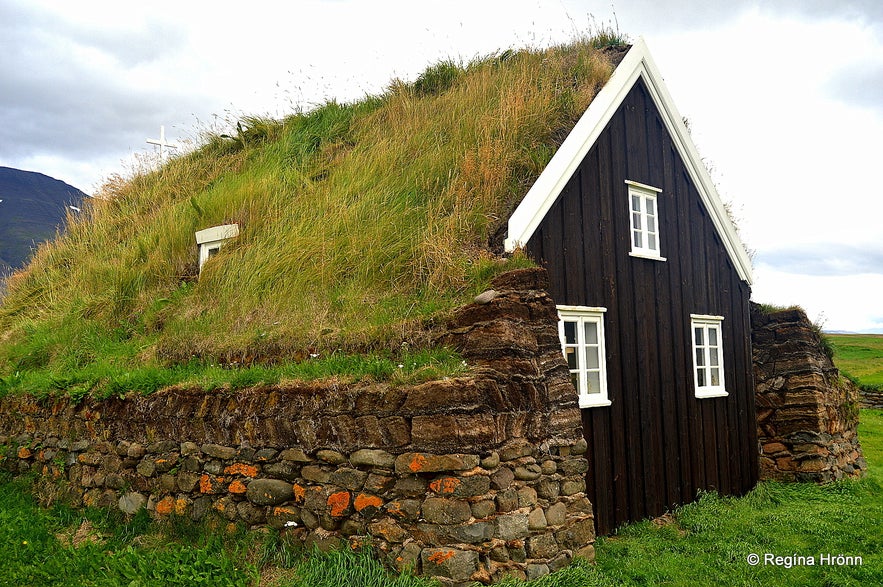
626,180,665,261
691,314,727,398
557,306,611,408
195,224,240,273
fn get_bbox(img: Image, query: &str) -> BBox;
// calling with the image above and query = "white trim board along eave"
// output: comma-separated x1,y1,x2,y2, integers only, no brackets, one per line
504,38,753,285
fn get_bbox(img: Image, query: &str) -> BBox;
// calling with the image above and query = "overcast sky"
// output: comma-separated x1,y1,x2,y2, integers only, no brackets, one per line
2,0,882,332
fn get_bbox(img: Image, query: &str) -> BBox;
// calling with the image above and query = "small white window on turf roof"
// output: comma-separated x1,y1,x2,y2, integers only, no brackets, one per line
691,314,727,398
558,306,610,408
626,180,665,261
195,224,239,273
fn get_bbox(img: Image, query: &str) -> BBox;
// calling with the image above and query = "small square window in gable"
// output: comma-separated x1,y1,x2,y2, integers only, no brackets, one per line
626,180,666,262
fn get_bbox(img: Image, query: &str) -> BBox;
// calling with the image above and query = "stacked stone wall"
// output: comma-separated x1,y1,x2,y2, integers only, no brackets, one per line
860,389,883,410
0,268,593,585
751,304,866,482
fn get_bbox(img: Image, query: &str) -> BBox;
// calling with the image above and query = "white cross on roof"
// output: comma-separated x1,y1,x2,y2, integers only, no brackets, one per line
146,125,179,159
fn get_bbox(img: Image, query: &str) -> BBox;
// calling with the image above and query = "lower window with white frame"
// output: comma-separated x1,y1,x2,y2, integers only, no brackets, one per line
557,306,610,407
691,314,727,398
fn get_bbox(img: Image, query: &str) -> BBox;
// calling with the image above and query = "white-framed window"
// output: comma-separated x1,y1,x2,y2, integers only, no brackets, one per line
557,306,610,408
691,314,727,398
195,224,240,273
626,180,665,261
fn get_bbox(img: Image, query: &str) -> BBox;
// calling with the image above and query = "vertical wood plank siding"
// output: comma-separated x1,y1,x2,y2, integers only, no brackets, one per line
526,79,757,535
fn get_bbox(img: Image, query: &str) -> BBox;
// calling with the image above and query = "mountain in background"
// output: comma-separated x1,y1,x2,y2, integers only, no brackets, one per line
0,166,87,276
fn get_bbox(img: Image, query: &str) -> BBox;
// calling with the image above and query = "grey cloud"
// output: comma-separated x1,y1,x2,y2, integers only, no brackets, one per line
0,1,187,68
610,0,883,33
770,0,883,22
825,62,883,111
757,244,883,276
0,3,203,161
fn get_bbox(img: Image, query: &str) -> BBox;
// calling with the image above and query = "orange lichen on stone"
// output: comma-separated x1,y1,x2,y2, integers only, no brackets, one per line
17,447,32,459
354,493,383,512
327,491,351,517
175,498,188,516
273,506,298,516
292,484,306,504
408,453,427,472
427,550,456,564
429,477,461,494
228,479,247,494
199,474,226,494
155,496,176,516
224,463,259,477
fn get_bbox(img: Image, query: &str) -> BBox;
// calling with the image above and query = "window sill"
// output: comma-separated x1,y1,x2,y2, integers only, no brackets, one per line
579,398,612,408
629,251,667,262
695,390,728,399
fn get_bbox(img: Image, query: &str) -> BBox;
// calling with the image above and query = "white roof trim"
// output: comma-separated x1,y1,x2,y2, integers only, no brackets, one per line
504,38,753,285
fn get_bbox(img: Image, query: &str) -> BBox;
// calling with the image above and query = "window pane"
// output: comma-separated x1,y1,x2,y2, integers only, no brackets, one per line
632,212,642,231
633,231,642,248
709,327,718,346
565,347,578,370
570,372,579,391
646,198,655,215
647,216,656,233
587,372,601,395
631,194,641,212
564,321,576,344
694,327,704,346
584,322,598,344
697,368,706,387
587,348,599,369
710,368,720,386
648,234,657,251
695,347,705,367
710,347,719,367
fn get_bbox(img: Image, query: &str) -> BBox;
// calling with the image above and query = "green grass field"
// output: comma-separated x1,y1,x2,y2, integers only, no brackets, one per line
2,411,881,586
828,333,883,390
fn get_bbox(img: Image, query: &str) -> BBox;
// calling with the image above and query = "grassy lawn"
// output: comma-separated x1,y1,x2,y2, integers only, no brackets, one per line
1,410,881,586
828,333,883,389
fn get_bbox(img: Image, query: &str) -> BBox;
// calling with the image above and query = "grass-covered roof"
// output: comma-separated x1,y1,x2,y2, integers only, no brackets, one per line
0,35,624,395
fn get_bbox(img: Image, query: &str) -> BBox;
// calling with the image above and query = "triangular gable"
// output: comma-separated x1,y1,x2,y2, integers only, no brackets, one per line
504,38,753,285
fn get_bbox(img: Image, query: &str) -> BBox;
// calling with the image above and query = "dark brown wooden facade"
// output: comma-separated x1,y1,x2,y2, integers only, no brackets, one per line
525,78,758,535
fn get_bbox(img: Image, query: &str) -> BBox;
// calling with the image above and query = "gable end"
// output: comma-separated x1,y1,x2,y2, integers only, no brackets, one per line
505,38,753,285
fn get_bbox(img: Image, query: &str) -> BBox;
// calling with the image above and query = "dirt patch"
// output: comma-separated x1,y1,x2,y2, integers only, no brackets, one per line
651,513,687,537
56,519,105,548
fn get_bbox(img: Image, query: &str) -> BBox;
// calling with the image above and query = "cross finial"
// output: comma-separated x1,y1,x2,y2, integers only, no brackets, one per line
146,125,179,160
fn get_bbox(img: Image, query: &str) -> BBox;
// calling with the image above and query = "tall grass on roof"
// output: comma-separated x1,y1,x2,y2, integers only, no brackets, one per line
0,36,616,374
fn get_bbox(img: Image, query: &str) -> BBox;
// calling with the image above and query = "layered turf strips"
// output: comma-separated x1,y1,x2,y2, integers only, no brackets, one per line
0,39,616,384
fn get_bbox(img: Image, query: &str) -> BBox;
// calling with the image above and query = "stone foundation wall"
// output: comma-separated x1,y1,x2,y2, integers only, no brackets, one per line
751,304,866,482
0,268,594,585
